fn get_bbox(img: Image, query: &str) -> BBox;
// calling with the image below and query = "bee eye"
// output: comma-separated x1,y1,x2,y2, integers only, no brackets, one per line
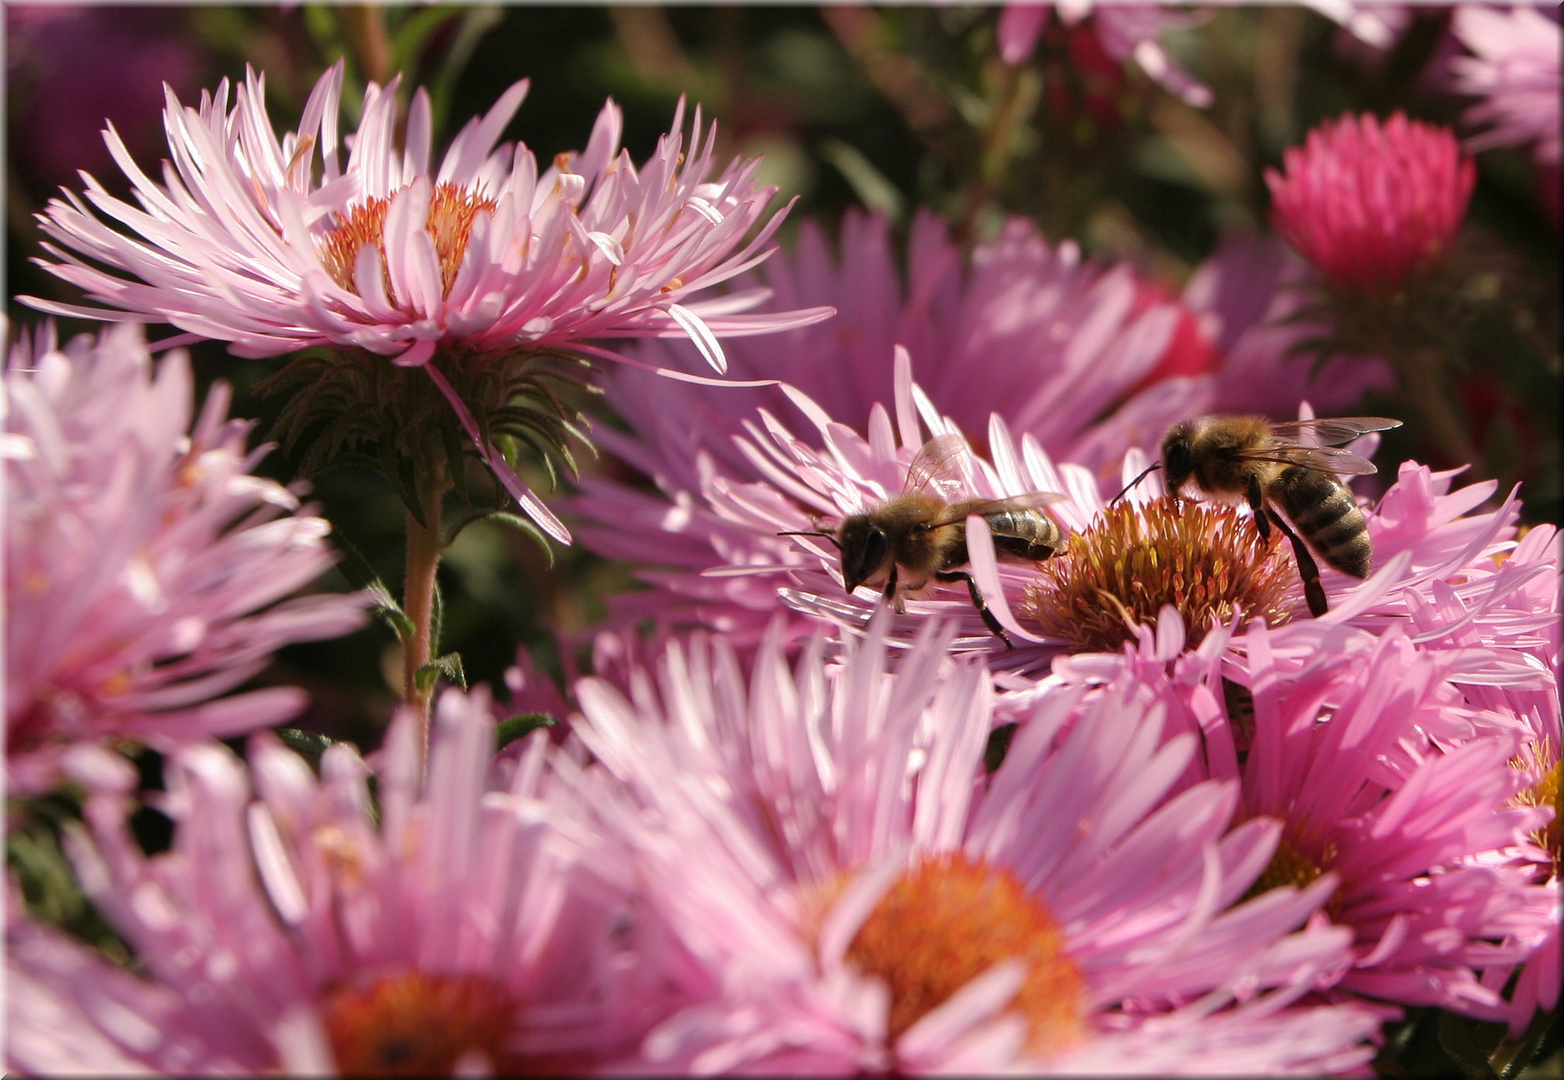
862,528,890,570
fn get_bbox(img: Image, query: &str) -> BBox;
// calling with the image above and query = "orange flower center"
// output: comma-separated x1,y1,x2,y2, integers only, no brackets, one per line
1024,497,1295,652
845,854,1086,1056
319,182,497,300
322,969,531,1076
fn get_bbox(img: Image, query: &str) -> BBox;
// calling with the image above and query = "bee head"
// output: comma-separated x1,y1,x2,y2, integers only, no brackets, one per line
1160,422,1195,495
838,515,890,594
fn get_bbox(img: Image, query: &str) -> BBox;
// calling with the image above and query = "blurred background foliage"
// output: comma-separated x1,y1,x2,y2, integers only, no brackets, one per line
6,3,1559,745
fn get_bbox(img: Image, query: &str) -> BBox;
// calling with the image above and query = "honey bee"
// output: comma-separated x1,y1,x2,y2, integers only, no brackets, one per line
781,434,1065,647
1123,415,1402,617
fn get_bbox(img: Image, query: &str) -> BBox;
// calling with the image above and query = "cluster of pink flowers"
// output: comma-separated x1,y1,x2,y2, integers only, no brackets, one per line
4,323,366,794
5,42,1558,1080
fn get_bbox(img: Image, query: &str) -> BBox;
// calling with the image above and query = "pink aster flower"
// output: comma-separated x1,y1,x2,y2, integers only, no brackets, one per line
1044,608,1557,1022
24,62,829,541
1450,6,1562,167
4,322,365,795
568,213,1386,645
1266,112,1476,296
1212,621,1554,1019
557,615,1380,1073
5,687,678,1074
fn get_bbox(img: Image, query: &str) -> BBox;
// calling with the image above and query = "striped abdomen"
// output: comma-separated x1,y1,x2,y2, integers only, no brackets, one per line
935,506,1062,572
980,508,1063,564
1271,466,1372,578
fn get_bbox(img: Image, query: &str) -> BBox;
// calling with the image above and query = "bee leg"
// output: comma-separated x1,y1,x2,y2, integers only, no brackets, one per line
936,570,1015,650
1266,510,1329,617
883,565,905,613
1247,475,1271,542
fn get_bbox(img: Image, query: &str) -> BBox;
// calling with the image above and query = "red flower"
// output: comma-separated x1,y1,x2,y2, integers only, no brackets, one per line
1266,113,1475,295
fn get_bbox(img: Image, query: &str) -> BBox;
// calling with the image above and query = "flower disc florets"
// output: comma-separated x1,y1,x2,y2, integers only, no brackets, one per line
319,183,500,302
323,969,520,1076
1024,496,1295,652
846,853,1087,1055
1511,742,1562,874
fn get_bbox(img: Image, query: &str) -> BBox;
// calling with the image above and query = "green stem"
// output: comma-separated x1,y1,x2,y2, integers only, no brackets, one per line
1393,346,1485,481
402,485,445,758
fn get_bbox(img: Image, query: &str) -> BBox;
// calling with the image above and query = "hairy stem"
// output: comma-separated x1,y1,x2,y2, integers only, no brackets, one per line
401,485,446,759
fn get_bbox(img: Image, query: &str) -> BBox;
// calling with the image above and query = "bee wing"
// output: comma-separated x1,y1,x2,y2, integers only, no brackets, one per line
902,434,972,500
1264,417,1403,447
1242,445,1382,476
929,492,1068,527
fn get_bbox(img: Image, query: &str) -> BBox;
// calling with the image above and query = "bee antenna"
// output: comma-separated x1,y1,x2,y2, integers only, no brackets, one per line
1110,463,1161,505
778,529,841,551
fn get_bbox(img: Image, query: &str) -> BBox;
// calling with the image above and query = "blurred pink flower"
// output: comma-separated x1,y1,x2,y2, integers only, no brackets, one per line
3,323,365,795
1266,112,1475,295
5,688,675,1074
1450,6,1562,166
998,4,1214,107
4,5,207,193
558,615,1380,1072
568,214,1386,645
24,62,829,541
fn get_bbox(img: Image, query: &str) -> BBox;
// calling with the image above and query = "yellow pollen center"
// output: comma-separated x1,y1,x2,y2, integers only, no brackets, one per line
320,182,497,300
1510,746,1561,872
1024,497,1295,652
845,854,1086,1056
1242,834,1333,906
323,969,532,1076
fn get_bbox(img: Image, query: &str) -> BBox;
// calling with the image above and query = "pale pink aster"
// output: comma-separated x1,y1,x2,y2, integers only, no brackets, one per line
1266,112,1476,295
23,62,830,541
558,614,1379,1073
998,4,1214,107
5,687,679,1074
4,322,365,795
568,213,1386,645
1450,6,1562,167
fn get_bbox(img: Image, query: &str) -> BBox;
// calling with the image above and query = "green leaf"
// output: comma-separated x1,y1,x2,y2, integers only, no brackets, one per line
495,713,558,750
364,581,416,642
429,579,447,660
1437,1011,1507,1080
388,5,467,75
415,652,468,695
485,511,556,564
276,728,338,763
984,723,1017,775
1493,1005,1559,1079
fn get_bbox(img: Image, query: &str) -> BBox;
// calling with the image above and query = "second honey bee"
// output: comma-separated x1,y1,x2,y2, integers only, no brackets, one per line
1130,415,1402,617
782,434,1064,646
